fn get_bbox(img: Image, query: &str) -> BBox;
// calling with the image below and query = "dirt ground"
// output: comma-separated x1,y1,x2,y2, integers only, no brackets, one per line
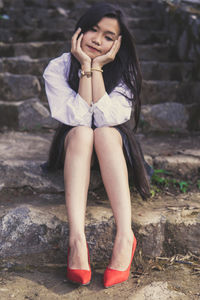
0,244,200,300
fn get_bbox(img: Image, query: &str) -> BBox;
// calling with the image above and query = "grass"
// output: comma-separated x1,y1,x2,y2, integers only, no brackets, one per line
150,168,195,196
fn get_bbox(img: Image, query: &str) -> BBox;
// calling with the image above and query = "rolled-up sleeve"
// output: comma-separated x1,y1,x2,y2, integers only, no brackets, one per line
93,84,133,127
43,53,93,127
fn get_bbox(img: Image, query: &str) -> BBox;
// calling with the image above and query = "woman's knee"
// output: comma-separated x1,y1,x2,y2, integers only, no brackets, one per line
64,126,93,152
94,127,122,152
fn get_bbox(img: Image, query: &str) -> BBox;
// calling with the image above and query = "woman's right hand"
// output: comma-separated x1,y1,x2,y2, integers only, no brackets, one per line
71,28,91,67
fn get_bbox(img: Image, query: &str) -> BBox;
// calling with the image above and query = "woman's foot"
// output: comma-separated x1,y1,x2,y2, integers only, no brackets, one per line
68,236,90,270
108,231,134,271
103,232,137,288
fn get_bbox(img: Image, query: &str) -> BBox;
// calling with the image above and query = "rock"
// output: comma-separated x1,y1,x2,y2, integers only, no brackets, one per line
0,56,49,75
136,44,169,61
128,281,188,300
0,73,41,101
0,99,57,130
141,80,179,104
0,131,102,191
0,159,102,193
0,131,51,161
141,61,194,81
133,29,168,44
0,194,199,259
141,102,189,132
0,206,64,257
134,211,166,257
0,160,65,193
186,103,200,131
166,212,200,256
0,41,67,59
14,41,69,58
18,98,57,130
178,29,189,61
128,17,161,30
154,155,200,177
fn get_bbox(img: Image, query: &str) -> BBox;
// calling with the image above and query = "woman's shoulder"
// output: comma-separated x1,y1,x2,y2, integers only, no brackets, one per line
48,52,71,66
44,52,71,76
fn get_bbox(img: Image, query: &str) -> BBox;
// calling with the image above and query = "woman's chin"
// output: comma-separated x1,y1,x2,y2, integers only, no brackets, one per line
88,53,100,59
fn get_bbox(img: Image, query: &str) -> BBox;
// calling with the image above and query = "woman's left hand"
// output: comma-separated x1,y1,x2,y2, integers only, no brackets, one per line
92,36,122,68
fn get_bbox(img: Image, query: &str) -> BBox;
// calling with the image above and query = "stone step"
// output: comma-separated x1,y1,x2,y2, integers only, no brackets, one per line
141,62,194,81
3,57,191,80
3,57,193,83
0,97,199,133
0,41,67,59
0,25,168,45
4,0,142,10
141,80,200,104
1,11,158,31
0,99,56,130
0,130,199,262
1,74,199,109
0,41,169,62
0,132,199,193
0,27,72,43
123,5,154,17
133,29,169,45
141,61,195,81
127,17,163,30
137,44,170,61
0,56,49,76
0,16,164,43
0,192,199,261
0,72,41,101
140,102,200,133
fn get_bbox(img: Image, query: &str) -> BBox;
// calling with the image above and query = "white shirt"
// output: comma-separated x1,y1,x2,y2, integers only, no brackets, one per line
43,53,132,128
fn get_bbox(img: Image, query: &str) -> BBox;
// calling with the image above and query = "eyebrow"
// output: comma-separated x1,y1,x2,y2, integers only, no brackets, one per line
95,24,116,36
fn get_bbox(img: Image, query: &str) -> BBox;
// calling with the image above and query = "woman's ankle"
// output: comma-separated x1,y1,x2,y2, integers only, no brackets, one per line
115,229,134,242
69,233,87,247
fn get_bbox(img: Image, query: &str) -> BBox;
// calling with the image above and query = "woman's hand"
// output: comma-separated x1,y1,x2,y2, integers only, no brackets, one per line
71,28,91,68
92,36,122,69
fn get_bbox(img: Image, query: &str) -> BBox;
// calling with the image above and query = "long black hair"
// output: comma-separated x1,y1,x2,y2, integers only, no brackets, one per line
44,2,143,172
68,2,142,131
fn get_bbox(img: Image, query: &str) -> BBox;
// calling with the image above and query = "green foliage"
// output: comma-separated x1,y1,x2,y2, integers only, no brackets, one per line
151,169,192,195
197,180,200,190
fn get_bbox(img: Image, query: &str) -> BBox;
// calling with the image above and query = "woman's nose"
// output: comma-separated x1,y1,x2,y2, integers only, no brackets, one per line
92,33,101,45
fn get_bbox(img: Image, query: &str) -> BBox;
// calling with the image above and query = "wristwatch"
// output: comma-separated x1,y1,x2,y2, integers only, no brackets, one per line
78,69,92,78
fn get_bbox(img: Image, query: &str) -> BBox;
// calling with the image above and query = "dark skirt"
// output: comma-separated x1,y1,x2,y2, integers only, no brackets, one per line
41,123,153,200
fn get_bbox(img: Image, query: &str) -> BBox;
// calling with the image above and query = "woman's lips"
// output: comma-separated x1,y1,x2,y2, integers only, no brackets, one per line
87,45,100,52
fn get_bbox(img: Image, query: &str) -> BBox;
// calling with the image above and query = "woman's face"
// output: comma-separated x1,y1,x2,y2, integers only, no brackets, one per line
81,17,120,59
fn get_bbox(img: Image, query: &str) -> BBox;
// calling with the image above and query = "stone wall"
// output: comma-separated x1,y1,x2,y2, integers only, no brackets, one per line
158,0,200,74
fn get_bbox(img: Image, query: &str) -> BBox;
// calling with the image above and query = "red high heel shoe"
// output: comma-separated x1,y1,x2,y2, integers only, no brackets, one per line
66,244,91,285
103,235,137,288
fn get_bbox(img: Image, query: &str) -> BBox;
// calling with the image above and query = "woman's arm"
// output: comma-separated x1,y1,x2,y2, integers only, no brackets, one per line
71,28,92,106
93,84,133,127
43,28,95,127
90,36,132,127
43,53,92,127
91,37,121,103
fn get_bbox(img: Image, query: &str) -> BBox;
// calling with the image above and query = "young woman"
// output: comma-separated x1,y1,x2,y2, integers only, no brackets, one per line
43,2,152,288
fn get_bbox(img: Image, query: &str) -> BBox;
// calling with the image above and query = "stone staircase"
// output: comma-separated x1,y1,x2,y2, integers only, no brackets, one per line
0,0,200,270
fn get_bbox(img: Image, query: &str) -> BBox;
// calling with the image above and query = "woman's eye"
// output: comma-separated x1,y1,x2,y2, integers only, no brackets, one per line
105,36,113,41
91,28,97,32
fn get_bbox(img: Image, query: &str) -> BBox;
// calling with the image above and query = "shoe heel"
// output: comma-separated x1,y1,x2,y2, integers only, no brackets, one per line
67,243,91,285
103,235,137,288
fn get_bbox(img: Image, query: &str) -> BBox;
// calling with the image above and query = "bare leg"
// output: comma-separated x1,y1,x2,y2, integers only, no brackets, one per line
94,127,134,271
64,126,93,270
